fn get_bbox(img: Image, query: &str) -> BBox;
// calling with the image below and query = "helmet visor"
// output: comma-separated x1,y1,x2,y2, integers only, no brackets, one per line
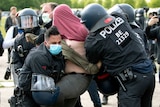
20,16,38,29
31,73,56,91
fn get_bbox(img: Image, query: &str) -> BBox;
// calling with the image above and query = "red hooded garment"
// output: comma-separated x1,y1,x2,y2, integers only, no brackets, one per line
52,4,89,41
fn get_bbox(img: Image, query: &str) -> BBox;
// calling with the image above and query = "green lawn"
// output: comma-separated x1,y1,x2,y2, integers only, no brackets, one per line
0,16,7,38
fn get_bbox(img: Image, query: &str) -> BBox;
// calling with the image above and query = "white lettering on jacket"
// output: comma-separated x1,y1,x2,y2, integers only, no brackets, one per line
99,17,124,38
115,30,129,45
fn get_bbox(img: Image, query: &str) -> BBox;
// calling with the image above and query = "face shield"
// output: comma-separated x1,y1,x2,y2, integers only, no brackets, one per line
31,74,59,105
19,15,38,29
31,73,56,91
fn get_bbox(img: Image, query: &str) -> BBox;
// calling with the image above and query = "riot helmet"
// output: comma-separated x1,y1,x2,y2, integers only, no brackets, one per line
31,74,60,105
81,3,115,32
17,8,38,29
135,8,144,17
108,3,139,27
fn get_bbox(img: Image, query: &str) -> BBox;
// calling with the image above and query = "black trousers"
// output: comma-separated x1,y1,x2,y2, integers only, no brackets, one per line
118,71,155,107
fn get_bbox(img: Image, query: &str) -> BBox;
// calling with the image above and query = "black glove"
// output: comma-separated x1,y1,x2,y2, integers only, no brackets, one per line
4,67,11,80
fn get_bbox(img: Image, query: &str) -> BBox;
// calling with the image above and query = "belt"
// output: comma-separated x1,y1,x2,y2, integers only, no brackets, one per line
118,68,136,82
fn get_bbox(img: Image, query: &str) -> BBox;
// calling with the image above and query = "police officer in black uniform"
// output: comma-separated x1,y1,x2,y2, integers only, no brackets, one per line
145,15,160,83
17,26,64,107
81,3,155,107
135,8,146,30
108,3,150,56
12,8,44,74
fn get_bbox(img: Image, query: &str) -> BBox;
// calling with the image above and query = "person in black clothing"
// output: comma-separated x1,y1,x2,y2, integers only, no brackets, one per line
5,6,18,32
0,30,4,56
11,8,44,86
81,3,155,107
17,26,64,107
145,15,160,82
135,8,146,30
109,3,150,57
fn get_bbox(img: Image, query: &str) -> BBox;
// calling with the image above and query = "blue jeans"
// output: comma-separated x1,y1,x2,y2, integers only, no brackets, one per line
87,79,101,107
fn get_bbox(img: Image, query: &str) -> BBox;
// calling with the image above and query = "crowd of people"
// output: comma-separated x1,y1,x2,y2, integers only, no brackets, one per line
0,2,159,107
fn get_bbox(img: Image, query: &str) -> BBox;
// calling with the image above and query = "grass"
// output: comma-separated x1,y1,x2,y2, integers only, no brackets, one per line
0,16,7,38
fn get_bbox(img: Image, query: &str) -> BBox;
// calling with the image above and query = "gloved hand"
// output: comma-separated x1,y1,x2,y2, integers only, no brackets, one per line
25,33,38,44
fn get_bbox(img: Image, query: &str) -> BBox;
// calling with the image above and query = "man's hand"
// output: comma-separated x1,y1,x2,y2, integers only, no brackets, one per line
148,16,159,26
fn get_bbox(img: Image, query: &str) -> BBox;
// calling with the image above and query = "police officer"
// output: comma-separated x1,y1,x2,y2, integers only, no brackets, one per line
145,15,160,83
18,26,64,107
81,3,155,107
108,3,150,58
11,8,44,85
135,8,146,30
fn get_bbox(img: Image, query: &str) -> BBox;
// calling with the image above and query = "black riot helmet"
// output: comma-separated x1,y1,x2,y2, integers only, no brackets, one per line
108,3,139,27
81,3,115,32
135,8,144,17
17,8,39,30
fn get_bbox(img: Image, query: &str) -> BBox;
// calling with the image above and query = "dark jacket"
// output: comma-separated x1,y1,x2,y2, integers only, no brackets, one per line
5,16,13,32
12,27,45,71
18,43,65,91
85,13,150,76
146,25,160,64
0,31,4,56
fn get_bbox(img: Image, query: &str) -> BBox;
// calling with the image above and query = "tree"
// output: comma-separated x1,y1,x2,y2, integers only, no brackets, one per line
135,0,148,8
102,0,112,9
118,0,135,7
111,0,120,8
148,0,160,8
0,0,160,11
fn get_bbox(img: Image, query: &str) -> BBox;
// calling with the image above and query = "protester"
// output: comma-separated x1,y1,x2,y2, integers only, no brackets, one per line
81,3,155,107
52,4,101,107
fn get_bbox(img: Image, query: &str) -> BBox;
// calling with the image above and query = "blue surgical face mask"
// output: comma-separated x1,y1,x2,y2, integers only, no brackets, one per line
49,44,62,55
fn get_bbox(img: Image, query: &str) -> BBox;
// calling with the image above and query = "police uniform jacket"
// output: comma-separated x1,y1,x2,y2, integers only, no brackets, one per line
85,13,152,76
12,27,45,71
131,25,150,56
146,25,160,64
18,43,65,91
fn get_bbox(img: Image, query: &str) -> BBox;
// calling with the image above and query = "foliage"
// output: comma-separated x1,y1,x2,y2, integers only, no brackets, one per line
148,0,160,8
135,0,147,8
0,0,159,10
0,17,7,37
